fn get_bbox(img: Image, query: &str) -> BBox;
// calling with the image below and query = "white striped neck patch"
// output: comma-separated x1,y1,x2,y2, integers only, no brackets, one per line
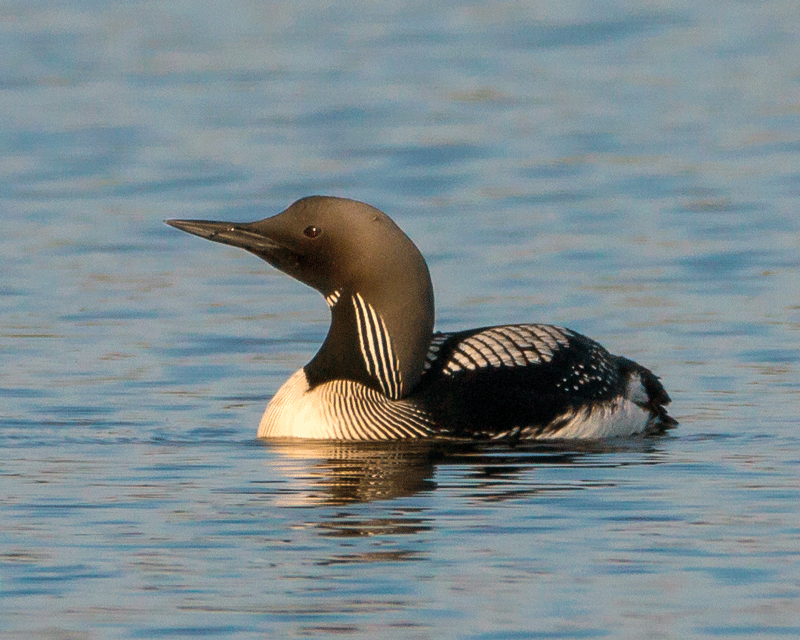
351,292,403,400
325,289,342,308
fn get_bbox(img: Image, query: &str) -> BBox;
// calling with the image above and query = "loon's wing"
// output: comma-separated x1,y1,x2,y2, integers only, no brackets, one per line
416,324,674,439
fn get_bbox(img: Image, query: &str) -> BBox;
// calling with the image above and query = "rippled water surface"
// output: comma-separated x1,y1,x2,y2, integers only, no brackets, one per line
3,1,800,638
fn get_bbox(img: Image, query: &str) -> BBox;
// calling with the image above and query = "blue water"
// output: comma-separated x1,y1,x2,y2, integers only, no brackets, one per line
3,1,800,638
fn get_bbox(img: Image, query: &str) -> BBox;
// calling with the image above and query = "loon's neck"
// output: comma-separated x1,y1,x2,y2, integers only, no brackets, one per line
304,282,434,399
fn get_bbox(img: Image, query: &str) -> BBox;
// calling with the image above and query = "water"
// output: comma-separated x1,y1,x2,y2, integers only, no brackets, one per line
3,0,800,638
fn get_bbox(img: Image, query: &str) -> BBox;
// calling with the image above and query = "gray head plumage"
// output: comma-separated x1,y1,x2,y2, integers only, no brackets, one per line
167,196,435,398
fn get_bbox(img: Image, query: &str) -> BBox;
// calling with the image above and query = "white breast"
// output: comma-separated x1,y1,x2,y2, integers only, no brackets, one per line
258,368,434,440
258,369,331,439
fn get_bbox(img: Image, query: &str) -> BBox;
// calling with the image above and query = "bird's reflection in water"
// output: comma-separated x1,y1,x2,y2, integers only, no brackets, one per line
258,438,669,570
260,437,667,507
262,440,438,506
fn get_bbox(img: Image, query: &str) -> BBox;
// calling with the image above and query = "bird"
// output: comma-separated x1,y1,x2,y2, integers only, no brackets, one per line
166,196,675,441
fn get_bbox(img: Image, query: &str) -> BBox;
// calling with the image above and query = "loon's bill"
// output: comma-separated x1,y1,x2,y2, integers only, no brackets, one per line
167,196,676,441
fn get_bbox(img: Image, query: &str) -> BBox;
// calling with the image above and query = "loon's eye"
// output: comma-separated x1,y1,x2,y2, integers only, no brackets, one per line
303,225,320,239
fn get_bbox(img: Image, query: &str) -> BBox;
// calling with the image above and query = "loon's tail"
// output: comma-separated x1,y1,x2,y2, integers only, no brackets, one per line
618,357,678,433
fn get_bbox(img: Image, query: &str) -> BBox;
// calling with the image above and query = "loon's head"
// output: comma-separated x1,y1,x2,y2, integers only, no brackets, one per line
167,196,435,398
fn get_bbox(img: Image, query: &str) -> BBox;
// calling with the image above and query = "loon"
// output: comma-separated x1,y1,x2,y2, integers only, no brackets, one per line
167,196,675,441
